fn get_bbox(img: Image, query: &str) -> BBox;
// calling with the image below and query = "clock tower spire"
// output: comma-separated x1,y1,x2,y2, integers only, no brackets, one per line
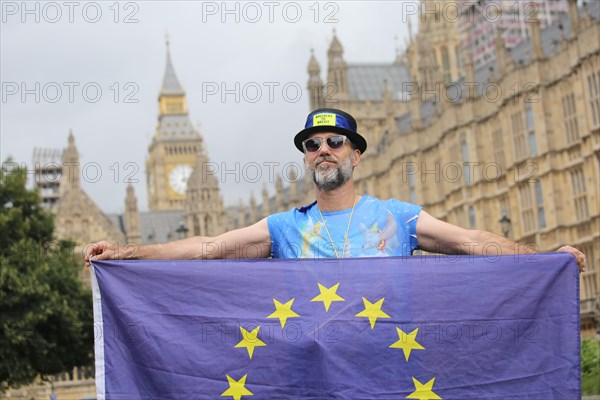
146,38,205,211
158,34,187,117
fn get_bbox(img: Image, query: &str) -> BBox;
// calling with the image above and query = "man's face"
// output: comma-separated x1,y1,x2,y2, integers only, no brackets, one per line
303,133,361,191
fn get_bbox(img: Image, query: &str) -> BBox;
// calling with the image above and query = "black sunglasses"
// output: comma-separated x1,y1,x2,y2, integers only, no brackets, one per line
302,135,348,153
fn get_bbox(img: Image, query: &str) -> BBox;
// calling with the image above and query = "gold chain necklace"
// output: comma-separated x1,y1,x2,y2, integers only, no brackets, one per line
318,196,358,258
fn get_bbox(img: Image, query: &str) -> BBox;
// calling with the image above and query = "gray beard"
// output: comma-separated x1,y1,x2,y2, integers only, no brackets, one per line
310,156,353,192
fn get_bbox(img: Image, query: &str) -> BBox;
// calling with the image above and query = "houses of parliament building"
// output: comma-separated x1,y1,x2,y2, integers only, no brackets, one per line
8,0,599,398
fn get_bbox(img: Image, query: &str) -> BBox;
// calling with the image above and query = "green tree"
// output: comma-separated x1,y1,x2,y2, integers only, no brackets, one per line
0,160,93,390
582,337,600,395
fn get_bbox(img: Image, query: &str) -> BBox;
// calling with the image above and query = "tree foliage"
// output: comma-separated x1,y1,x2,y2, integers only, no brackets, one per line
0,161,94,389
582,337,600,395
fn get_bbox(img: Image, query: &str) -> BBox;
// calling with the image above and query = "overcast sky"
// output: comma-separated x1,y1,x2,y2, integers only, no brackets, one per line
1,1,413,213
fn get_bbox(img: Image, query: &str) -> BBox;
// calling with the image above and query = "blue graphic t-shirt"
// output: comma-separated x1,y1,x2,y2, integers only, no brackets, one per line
267,195,422,259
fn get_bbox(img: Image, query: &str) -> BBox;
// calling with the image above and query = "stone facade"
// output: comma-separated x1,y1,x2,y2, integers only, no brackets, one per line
234,0,600,337
457,0,570,69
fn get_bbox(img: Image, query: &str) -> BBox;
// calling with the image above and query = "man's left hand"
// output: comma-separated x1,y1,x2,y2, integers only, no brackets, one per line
557,245,586,273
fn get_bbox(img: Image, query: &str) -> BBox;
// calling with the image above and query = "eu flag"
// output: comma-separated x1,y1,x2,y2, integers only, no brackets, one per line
91,253,580,399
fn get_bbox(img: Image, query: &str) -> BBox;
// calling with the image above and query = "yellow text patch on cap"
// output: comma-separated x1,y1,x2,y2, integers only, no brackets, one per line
313,113,337,127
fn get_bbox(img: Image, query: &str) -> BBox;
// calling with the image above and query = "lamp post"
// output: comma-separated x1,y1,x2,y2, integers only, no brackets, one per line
176,221,189,240
499,212,512,238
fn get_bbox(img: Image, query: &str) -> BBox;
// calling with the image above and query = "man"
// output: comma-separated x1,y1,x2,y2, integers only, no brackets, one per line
85,108,586,272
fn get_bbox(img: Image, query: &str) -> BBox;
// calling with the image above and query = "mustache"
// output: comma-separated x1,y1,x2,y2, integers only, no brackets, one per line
313,156,337,167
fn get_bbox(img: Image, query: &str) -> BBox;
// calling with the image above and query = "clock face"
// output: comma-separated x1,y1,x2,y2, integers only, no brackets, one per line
169,164,193,195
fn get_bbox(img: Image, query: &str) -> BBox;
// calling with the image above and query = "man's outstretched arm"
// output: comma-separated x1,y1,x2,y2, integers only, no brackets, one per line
416,210,586,272
84,218,271,266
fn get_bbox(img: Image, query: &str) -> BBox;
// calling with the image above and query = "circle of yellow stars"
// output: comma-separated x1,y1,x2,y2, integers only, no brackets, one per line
220,281,441,400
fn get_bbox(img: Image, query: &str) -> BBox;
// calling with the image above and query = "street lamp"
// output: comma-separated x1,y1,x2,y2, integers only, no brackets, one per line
499,212,512,238
176,221,189,240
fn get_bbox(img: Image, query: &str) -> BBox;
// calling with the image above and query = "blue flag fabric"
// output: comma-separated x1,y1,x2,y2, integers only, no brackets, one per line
91,253,580,399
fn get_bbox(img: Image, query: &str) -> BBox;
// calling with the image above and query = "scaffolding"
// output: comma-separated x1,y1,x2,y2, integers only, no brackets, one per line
32,147,63,210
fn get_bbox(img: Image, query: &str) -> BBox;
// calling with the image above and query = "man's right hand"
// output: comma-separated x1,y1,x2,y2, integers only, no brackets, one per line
84,241,127,267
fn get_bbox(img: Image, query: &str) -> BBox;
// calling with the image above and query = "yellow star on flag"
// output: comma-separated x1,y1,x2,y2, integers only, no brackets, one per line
220,374,253,400
267,298,300,328
389,327,425,362
355,297,391,329
234,326,266,360
311,282,345,312
407,377,441,400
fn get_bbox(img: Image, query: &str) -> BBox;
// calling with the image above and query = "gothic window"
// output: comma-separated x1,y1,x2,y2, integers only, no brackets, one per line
518,184,535,233
499,195,509,217
468,205,476,228
205,215,212,235
449,142,460,184
578,243,597,302
408,172,416,204
525,103,537,156
461,137,472,184
511,110,527,161
570,167,589,221
492,128,506,169
534,181,546,229
442,46,451,84
562,92,579,144
587,70,600,128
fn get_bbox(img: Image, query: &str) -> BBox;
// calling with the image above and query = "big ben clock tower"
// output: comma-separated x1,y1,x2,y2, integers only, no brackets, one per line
146,39,204,211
